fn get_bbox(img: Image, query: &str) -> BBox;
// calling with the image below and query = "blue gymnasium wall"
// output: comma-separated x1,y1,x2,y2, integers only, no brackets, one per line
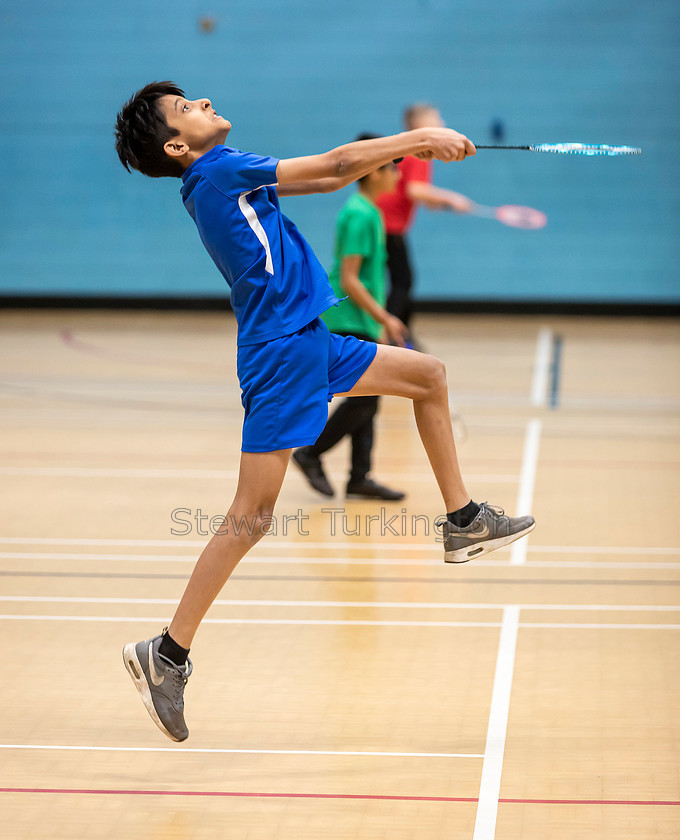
0,0,678,305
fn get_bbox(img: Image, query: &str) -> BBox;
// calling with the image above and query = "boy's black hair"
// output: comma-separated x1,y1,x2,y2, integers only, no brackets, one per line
355,132,382,143
114,81,186,178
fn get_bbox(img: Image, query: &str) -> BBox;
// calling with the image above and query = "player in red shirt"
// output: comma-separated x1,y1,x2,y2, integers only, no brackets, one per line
376,104,473,334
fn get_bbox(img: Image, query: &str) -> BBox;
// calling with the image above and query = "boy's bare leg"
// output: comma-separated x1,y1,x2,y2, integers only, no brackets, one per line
342,345,470,513
168,448,291,649
123,449,291,741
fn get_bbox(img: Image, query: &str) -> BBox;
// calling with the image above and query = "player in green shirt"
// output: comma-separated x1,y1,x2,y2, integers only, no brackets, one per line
324,191,389,341
293,135,408,500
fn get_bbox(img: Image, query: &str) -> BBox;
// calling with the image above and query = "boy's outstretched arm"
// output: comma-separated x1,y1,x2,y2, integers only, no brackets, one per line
276,127,475,197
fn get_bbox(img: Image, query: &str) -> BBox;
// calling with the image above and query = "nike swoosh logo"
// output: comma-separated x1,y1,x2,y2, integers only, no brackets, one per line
148,644,165,686
456,522,490,540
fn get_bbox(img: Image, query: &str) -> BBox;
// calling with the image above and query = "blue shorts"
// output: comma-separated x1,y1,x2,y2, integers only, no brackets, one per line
237,318,378,453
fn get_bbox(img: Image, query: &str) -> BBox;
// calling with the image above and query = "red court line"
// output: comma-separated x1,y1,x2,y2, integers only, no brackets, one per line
60,329,227,374
1,788,678,806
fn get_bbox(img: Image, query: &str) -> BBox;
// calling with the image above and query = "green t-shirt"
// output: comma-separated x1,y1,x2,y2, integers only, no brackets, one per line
322,191,386,341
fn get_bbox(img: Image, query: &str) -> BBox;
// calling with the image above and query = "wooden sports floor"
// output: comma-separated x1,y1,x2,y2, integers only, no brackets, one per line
1,310,679,840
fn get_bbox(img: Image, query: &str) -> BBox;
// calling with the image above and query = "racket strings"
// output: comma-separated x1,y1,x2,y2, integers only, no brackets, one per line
475,143,641,156
531,143,641,156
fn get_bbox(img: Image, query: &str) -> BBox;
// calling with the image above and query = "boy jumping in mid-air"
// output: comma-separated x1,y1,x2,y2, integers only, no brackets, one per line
114,81,535,742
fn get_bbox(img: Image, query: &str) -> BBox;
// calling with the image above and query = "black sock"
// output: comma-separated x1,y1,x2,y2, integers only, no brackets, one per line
159,630,190,667
447,500,480,528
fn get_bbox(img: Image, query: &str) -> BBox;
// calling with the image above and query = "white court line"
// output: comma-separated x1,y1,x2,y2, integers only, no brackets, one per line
0,615,501,628
0,467,240,479
510,418,541,566
527,545,680,555
0,466,516,484
1,551,679,570
513,560,680,568
2,537,678,554
0,744,483,759
530,327,552,407
512,325,547,566
1,615,677,630
473,605,520,840
2,596,678,612
0,552,201,564
0,551,452,567
522,623,680,630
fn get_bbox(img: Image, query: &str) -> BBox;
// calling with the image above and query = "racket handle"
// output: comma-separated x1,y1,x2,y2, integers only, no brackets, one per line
470,204,497,219
473,145,532,150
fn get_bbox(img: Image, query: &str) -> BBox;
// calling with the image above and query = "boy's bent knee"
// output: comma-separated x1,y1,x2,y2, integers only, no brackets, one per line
418,354,447,396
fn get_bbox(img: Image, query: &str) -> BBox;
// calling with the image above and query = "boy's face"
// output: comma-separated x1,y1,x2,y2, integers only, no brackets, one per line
410,108,445,130
159,95,231,161
373,162,401,196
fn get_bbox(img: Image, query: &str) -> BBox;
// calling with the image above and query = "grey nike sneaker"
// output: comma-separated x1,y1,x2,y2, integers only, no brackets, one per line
123,632,192,742
439,502,535,563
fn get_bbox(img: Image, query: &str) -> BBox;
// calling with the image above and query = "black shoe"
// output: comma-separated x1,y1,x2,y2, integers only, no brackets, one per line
346,477,405,501
292,448,334,497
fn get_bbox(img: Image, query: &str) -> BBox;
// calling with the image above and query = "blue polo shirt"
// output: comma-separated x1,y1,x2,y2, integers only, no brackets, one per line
180,145,340,346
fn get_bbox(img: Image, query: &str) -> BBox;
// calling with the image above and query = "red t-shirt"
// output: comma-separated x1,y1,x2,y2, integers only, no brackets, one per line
376,155,432,235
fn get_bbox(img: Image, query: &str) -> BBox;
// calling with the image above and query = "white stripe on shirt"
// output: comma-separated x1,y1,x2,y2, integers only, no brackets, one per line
238,188,274,275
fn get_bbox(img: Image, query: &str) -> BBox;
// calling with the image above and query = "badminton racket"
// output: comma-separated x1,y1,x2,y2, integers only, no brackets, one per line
473,143,641,156
468,203,547,230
